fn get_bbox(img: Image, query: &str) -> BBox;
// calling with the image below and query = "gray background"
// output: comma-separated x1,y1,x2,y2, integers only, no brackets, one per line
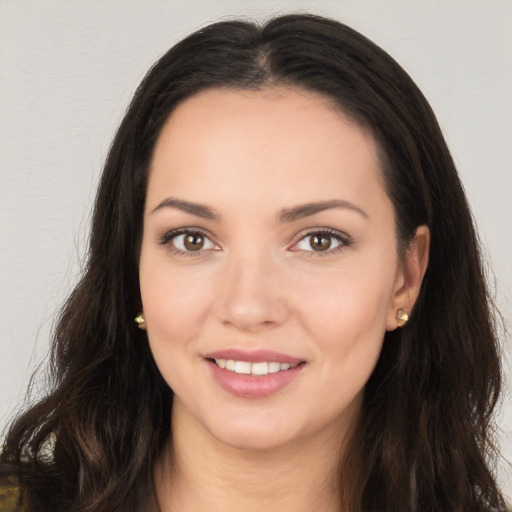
1,0,510,499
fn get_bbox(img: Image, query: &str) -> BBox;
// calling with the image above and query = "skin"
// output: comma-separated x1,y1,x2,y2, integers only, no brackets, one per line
139,87,429,511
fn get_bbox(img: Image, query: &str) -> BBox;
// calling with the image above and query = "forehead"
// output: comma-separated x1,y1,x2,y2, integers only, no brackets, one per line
147,86,387,213
153,86,373,155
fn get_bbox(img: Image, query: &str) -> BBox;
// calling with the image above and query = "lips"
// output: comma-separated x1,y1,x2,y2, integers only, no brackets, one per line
206,348,303,365
214,359,299,375
205,349,306,399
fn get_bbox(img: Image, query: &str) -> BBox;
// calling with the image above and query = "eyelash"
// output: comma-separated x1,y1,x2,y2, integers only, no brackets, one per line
158,228,216,257
158,227,352,257
291,228,352,257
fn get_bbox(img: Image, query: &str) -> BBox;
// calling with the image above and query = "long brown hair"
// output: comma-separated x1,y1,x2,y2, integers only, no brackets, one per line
1,14,506,511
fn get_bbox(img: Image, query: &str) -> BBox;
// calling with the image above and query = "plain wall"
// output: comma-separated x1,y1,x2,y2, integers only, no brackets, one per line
1,0,511,499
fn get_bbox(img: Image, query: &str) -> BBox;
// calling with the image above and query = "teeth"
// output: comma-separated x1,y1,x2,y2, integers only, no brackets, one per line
268,362,281,373
234,361,251,374
214,359,299,375
251,362,268,375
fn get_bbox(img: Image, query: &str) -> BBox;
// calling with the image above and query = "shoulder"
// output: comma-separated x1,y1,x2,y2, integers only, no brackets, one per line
0,476,27,511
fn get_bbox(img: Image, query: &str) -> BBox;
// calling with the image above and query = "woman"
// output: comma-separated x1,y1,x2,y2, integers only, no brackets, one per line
0,13,506,512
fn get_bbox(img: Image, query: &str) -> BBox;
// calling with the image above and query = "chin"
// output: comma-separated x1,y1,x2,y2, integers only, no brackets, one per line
215,429,303,453
206,414,299,451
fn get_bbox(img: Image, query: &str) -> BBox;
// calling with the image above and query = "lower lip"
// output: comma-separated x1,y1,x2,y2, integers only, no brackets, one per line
207,360,304,399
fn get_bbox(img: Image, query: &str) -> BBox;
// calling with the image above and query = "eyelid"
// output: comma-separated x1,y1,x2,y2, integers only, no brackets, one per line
158,227,220,256
157,226,351,257
289,227,352,255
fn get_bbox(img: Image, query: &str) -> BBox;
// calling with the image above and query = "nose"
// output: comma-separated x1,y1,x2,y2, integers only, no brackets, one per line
215,249,290,333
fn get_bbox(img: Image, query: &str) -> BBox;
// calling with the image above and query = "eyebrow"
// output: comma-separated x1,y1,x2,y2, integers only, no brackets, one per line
278,199,368,222
151,197,220,220
151,197,368,222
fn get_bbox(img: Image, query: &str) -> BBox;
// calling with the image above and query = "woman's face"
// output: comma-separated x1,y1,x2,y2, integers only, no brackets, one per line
139,87,412,451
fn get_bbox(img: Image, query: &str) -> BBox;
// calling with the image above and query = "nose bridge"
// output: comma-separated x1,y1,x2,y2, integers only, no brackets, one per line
216,242,287,330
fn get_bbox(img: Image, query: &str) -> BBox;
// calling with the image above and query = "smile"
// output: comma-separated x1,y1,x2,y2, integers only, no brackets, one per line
214,359,300,375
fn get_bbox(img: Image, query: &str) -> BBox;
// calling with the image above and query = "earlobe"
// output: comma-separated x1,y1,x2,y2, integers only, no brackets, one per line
135,313,147,330
386,225,430,330
396,309,409,327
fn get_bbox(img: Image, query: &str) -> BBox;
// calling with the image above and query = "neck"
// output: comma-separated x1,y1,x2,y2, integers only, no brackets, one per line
154,399,358,512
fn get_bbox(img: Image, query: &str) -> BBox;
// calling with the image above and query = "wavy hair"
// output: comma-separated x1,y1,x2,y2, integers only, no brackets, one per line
1,13,506,512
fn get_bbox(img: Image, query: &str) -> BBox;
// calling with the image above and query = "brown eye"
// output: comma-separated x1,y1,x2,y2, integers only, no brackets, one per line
294,231,345,254
184,233,205,251
310,234,331,251
166,231,217,254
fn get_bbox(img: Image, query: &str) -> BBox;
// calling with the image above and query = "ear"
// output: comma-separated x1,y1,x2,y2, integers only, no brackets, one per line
135,312,147,330
386,225,430,330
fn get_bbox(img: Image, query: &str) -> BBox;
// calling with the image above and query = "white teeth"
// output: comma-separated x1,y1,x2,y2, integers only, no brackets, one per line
251,362,269,375
268,362,281,373
234,361,251,375
214,359,299,375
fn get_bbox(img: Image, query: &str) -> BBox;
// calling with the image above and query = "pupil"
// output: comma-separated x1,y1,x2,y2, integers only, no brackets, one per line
184,234,204,251
311,235,330,251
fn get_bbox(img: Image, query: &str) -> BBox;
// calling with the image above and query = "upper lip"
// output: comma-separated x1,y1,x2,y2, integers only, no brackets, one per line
205,348,304,364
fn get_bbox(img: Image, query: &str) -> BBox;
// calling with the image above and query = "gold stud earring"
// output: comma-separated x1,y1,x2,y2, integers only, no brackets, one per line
396,309,409,327
134,314,146,330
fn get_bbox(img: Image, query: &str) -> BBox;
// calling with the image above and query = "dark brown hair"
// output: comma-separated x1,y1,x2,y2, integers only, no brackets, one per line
1,13,506,512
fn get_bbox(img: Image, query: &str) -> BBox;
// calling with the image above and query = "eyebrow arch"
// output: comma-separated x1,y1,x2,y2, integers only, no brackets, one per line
151,197,220,220
151,197,368,223
278,200,368,223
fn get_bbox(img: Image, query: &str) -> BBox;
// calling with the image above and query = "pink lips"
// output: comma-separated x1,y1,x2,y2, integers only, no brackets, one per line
206,349,303,365
204,349,305,399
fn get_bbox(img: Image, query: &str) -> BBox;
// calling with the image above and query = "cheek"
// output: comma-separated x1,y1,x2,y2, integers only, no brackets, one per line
291,255,397,386
293,256,397,335
139,251,216,373
139,264,213,393
141,256,211,323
